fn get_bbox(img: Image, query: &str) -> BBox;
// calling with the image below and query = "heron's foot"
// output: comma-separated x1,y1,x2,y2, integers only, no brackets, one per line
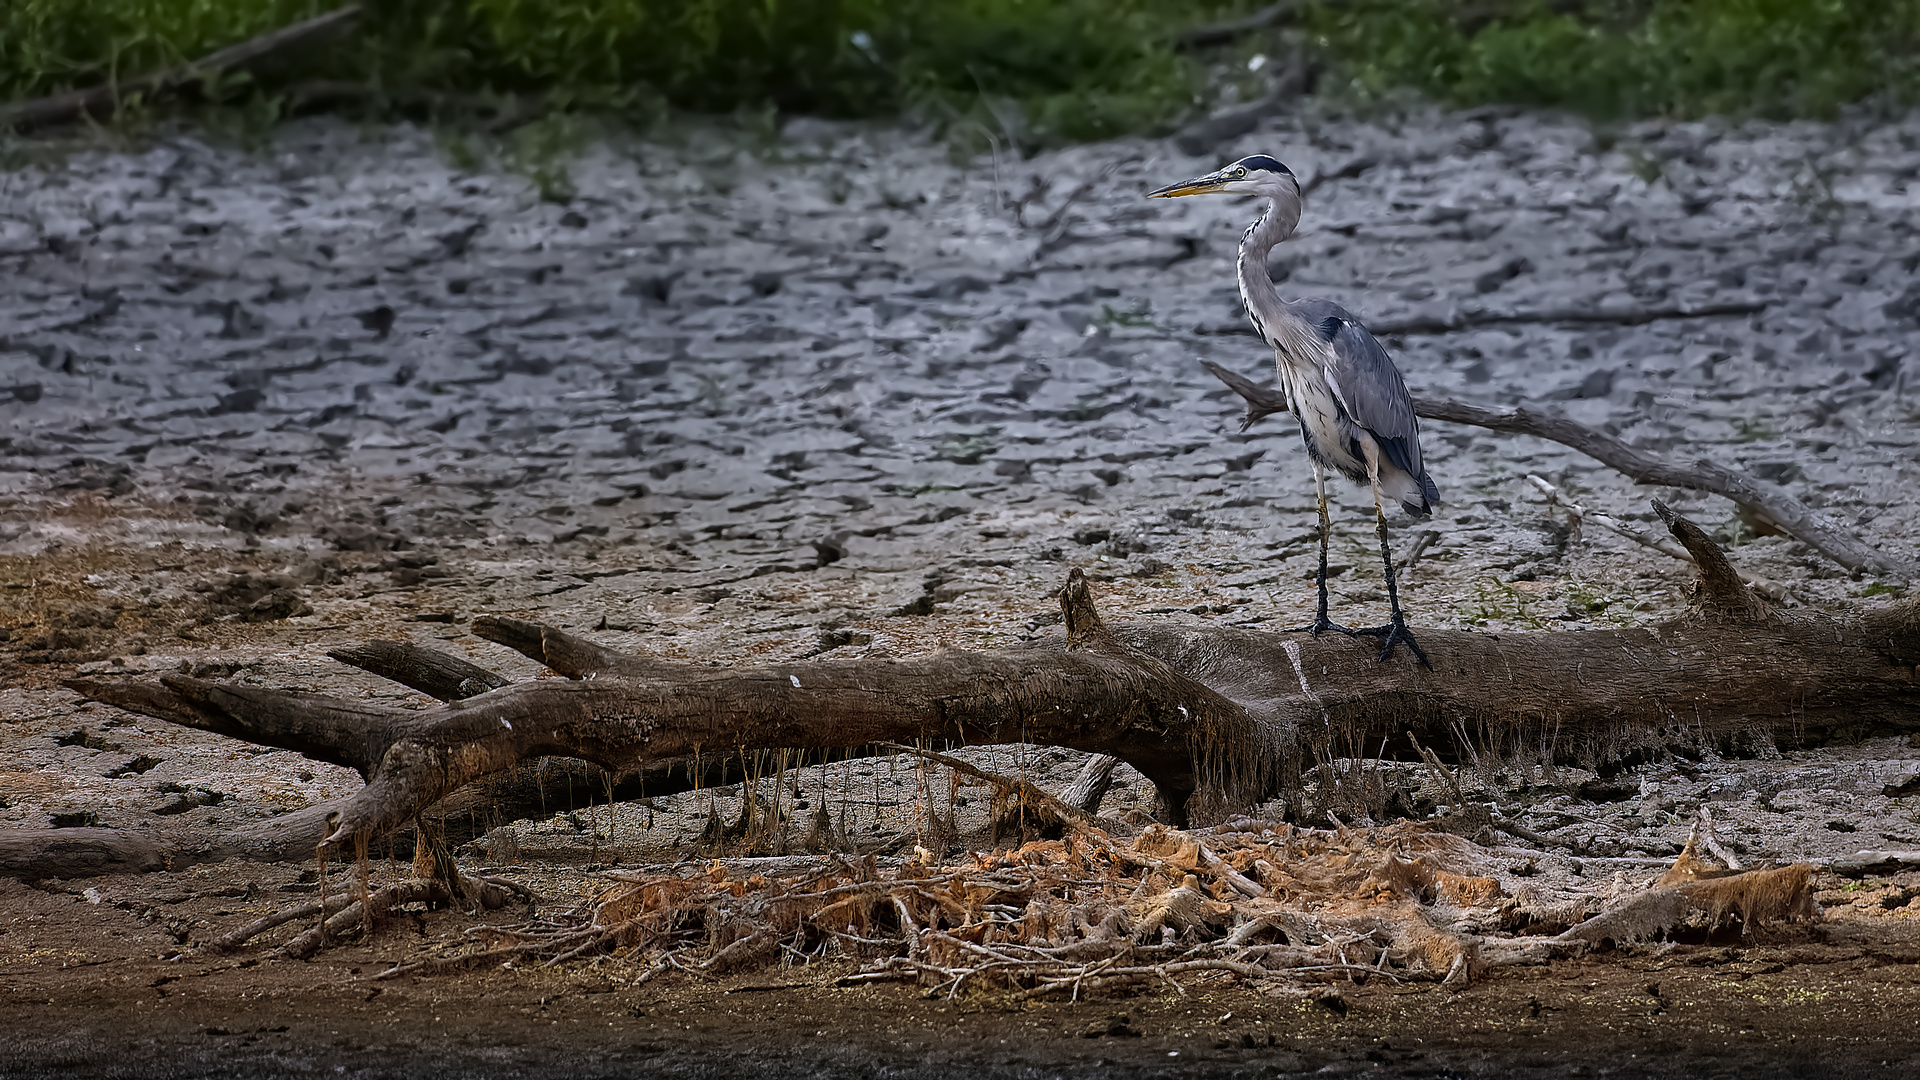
1351,615,1432,669
1290,613,1355,637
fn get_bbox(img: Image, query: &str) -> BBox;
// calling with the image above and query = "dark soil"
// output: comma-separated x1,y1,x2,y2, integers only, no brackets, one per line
3,866,1919,1079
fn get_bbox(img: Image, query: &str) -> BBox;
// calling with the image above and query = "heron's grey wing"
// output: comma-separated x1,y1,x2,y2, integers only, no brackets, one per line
1296,300,1427,484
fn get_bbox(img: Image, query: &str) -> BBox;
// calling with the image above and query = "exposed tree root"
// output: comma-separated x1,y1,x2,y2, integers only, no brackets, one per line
1558,832,1817,949
347,818,1814,996
202,829,535,958
203,868,532,959
879,742,1104,842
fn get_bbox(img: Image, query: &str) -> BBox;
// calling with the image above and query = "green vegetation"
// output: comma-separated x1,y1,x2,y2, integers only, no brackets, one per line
1463,576,1549,630
1310,0,1920,120
0,0,1240,145
4,1,1918,142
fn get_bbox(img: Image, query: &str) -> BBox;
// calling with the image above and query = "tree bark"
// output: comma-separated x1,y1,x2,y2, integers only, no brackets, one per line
0,828,168,878
59,507,1920,862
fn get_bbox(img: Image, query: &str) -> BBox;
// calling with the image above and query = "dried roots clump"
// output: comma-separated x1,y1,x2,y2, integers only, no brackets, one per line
372,818,1818,997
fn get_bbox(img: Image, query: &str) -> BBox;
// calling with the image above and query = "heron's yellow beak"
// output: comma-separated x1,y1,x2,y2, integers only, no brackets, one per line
1146,172,1230,198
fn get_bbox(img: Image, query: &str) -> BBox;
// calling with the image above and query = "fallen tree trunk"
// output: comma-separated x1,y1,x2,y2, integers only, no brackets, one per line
62,506,1920,859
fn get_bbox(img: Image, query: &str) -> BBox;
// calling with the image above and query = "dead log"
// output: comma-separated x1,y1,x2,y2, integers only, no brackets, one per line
0,828,168,878
0,5,362,132
1827,851,1920,876
60,507,1920,860
331,636,905,812
1201,359,1911,578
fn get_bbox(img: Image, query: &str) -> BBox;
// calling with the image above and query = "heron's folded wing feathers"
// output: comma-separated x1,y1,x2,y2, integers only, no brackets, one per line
1297,300,1426,485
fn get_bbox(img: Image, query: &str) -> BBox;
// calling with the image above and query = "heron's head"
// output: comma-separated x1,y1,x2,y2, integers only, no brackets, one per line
1147,155,1297,200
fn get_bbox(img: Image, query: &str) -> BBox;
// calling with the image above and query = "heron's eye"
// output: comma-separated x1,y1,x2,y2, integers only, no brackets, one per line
1233,166,1247,178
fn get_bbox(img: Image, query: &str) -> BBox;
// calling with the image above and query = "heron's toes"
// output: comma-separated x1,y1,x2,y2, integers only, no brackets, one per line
1352,618,1432,669
1290,615,1354,637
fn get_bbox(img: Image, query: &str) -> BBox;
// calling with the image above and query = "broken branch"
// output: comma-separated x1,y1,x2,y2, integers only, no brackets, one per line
1201,359,1910,577
1524,473,1796,603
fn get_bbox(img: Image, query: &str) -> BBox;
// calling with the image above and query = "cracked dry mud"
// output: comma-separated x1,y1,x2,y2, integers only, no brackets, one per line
3,104,1920,1077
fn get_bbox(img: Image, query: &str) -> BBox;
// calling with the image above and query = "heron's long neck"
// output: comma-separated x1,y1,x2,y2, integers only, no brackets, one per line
1236,195,1301,340
1236,194,1297,315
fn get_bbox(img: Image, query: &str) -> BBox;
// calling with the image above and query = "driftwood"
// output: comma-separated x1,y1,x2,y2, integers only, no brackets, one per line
0,5,361,132
60,505,1920,863
1201,359,1910,577
0,828,167,878
0,804,354,879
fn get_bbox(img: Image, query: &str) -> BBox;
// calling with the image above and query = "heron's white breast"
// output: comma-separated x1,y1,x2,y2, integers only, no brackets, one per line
1274,346,1364,479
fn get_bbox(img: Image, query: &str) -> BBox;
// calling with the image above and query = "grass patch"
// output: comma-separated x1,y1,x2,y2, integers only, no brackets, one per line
5,1,1916,143
1309,0,1920,120
0,0,1249,147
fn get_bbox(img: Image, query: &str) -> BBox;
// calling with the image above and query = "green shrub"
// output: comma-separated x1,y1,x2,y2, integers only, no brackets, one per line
0,0,1235,144
1,0,331,100
4,1,1916,140
1310,0,1920,120
892,0,1200,143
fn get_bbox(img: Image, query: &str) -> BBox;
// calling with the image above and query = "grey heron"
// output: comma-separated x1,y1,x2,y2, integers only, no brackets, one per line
1148,155,1437,667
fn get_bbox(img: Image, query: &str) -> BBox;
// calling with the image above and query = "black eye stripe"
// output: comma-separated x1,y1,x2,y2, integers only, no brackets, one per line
1234,154,1294,176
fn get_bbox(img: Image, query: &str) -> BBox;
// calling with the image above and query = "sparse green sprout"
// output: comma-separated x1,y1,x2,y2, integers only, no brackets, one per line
507,111,587,204
932,433,997,465
1096,301,1154,328
1464,576,1547,631
1626,148,1663,186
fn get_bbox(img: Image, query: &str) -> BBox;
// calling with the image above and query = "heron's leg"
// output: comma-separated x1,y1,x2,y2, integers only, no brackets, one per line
1351,455,1431,669
1291,457,1350,636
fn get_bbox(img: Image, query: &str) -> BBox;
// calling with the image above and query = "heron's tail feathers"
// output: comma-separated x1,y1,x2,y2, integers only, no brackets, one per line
1398,471,1440,519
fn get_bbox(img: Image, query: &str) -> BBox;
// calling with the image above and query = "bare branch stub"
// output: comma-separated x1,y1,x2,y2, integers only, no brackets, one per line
1654,499,1777,622
1200,359,1291,430
66,673,396,775
1060,567,1112,644
471,613,677,679
329,641,510,702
